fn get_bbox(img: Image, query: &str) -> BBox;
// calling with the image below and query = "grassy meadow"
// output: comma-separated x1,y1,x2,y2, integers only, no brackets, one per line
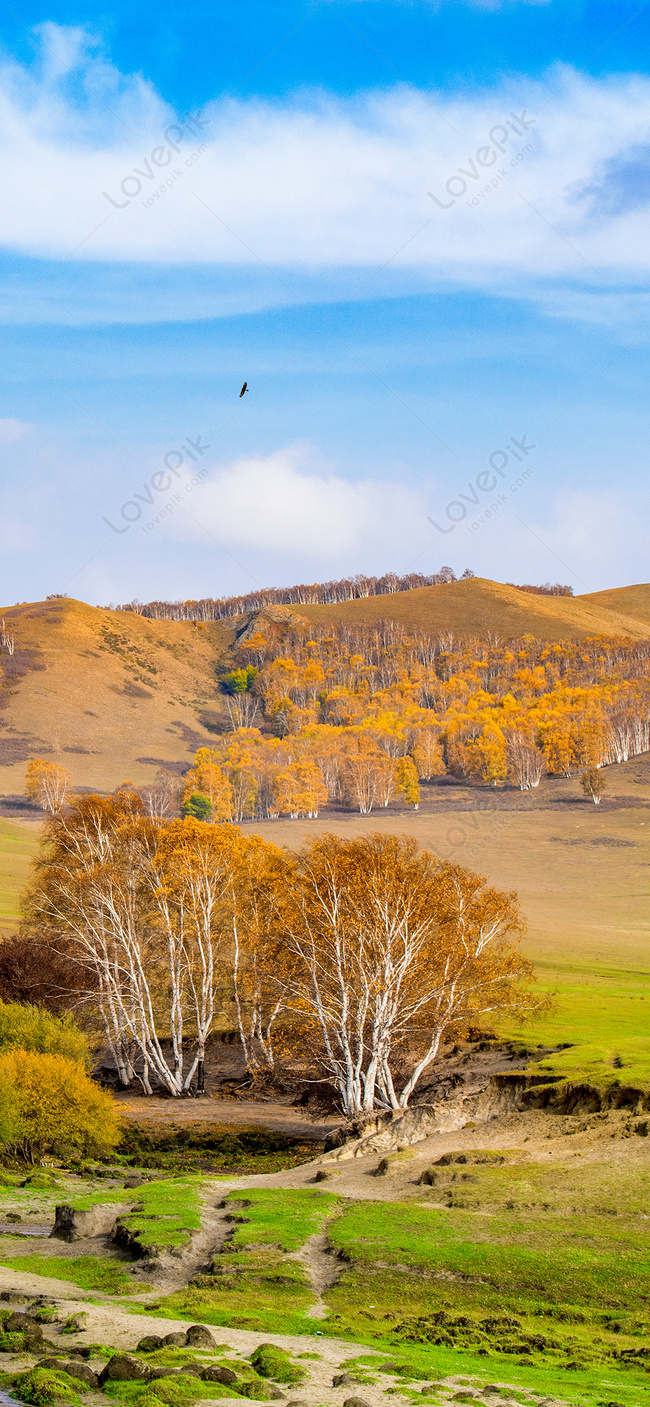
156,1176,650,1405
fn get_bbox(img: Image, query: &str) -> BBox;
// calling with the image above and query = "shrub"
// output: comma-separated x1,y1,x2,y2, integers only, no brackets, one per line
181,792,213,822
581,766,606,804
0,1000,88,1063
0,1048,121,1162
0,936,85,1015
0,1330,26,1351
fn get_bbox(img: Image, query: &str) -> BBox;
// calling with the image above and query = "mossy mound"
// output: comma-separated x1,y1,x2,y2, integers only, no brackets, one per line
20,1173,60,1190
0,1331,30,1352
133,1382,199,1407
249,1345,305,1385
12,1367,81,1407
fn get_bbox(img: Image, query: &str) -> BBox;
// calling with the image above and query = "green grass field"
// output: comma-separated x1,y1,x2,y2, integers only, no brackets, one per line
152,1178,650,1405
0,1252,141,1295
161,1187,340,1332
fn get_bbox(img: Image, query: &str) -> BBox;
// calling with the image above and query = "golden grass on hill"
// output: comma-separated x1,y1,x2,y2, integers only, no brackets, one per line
0,597,236,795
0,819,39,929
297,576,650,640
580,580,650,625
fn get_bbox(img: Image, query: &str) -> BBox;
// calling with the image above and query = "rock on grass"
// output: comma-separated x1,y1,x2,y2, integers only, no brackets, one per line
202,1366,238,1385
185,1325,216,1349
100,1354,152,1384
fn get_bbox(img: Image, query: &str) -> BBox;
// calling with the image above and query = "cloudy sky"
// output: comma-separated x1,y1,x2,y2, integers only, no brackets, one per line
1,0,649,605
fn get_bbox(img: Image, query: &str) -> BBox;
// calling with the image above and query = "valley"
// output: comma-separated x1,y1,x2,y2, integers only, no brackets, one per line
1,577,650,1407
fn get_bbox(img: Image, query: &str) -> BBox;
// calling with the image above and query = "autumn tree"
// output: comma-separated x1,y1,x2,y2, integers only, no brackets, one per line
396,756,420,809
411,728,445,781
230,838,293,1074
506,732,546,790
0,1049,121,1162
273,833,539,1118
22,795,241,1095
142,819,245,1092
25,759,72,813
139,770,183,819
581,766,606,804
464,723,508,787
272,761,327,819
182,748,233,821
223,665,260,728
343,739,387,814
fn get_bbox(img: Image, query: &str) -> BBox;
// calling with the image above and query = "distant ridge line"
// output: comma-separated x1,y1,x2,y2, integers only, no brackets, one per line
112,571,573,622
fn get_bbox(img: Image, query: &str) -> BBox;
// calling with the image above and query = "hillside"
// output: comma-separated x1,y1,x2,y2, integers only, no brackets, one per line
0,597,237,799
579,581,650,624
295,575,650,639
1,579,650,803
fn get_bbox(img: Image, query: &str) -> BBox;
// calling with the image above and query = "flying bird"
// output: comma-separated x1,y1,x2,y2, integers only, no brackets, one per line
239,382,249,398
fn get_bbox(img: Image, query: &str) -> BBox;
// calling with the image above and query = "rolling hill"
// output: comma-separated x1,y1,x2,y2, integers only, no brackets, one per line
579,582,650,625
296,575,650,640
0,597,236,800
1,578,650,802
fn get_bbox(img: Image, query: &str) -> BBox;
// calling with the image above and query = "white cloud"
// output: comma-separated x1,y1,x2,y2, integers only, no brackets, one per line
172,444,423,565
0,29,650,296
0,418,32,443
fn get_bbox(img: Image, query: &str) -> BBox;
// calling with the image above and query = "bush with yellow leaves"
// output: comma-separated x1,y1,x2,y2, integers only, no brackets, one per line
0,1048,121,1162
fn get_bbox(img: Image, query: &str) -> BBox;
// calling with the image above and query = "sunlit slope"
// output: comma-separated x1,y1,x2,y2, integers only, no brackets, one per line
579,582,650,625
0,819,40,930
0,598,235,796
297,576,650,640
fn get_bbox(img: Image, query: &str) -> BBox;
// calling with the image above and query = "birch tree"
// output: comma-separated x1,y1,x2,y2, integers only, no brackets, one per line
230,838,291,1075
25,759,73,813
23,797,238,1095
275,833,540,1118
142,818,242,1091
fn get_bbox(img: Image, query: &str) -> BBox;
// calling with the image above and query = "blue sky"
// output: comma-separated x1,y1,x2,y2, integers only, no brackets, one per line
1,0,649,606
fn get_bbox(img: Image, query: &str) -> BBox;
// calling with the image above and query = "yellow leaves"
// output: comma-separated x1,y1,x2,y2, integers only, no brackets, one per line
272,832,538,1112
182,752,233,821
460,722,508,787
411,728,445,781
395,756,420,809
25,758,73,813
272,761,328,818
0,1048,121,1158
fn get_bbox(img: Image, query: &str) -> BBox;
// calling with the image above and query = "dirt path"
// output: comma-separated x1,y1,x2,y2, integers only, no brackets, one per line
195,1103,650,1203
115,1095,338,1143
293,1231,343,1320
128,1196,235,1296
